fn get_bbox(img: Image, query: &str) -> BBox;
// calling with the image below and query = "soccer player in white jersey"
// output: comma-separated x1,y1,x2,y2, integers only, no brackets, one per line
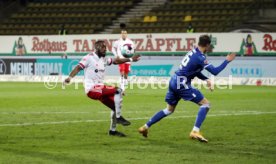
64,40,140,137
112,24,135,92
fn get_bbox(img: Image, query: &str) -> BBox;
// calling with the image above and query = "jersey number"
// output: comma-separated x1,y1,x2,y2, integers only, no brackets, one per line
181,51,193,67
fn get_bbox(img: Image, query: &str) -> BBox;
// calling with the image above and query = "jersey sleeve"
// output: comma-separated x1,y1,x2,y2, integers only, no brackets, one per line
200,56,228,76
205,60,229,76
198,56,211,69
79,56,90,69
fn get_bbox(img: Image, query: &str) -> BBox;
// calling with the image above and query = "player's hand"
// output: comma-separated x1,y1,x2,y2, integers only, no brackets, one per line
64,77,71,84
206,79,214,92
131,54,141,62
226,53,236,62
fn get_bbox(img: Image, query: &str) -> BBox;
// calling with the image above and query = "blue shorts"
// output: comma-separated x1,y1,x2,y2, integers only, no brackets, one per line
165,77,204,106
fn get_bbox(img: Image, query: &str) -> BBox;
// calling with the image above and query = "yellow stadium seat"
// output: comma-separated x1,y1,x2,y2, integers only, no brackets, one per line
183,15,192,22
144,16,158,23
151,16,158,22
143,16,151,22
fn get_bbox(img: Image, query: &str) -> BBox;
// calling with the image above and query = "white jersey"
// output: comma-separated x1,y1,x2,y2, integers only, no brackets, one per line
112,38,135,62
78,52,113,93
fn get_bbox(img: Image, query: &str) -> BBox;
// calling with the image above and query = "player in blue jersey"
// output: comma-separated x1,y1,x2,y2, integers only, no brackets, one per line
138,35,236,143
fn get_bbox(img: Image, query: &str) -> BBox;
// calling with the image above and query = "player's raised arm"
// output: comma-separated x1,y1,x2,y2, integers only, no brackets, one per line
205,53,236,75
226,53,236,62
64,65,82,84
112,54,140,65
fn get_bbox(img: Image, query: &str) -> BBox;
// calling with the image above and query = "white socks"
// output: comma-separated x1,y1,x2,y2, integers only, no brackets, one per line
120,77,128,92
124,78,128,86
114,92,122,118
110,111,117,131
192,126,200,132
110,91,123,131
163,108,172,116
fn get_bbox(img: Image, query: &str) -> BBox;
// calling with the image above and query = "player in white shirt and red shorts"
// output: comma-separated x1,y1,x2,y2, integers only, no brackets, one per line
112,24,135,92
64,40,140,137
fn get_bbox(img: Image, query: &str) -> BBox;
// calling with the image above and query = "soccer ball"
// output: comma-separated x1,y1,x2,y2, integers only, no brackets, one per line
120,44,134,58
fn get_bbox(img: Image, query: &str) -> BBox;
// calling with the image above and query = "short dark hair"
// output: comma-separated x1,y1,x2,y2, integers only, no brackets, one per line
120,23,127,31
198,35,211,47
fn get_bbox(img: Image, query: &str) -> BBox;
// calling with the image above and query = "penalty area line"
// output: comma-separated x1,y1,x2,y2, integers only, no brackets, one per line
0,111,275,127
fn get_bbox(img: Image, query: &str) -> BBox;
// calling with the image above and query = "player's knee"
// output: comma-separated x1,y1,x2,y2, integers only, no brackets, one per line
166,105,176,114
115,88,123,94
163,108,173,115
201,102,211,109
87,91,102,100
200,98,210,107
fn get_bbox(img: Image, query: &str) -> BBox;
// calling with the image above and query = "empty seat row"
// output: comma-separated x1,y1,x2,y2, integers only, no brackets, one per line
12,12,116,19
27,1,133,8
24,6,125,13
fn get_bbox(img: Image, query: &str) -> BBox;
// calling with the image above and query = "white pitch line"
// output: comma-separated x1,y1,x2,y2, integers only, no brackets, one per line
0,110,262,115
0,112,90,114
0,111,275,127
97,110,263,114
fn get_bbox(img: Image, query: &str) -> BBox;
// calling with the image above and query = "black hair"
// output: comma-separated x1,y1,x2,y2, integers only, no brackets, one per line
198,35,211,47
120,23,127,31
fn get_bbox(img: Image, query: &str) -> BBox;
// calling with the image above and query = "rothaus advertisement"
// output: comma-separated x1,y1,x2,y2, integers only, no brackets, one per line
0,33,275,56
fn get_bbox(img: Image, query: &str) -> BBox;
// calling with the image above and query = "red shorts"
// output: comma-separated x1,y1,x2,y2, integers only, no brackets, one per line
87,85,117,110
119,63,131,74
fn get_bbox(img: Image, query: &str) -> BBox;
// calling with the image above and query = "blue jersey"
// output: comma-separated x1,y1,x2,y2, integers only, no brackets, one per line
165,47,229,105
175,48,209,84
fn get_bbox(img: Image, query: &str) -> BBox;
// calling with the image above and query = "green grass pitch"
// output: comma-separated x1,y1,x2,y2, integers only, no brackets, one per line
0,82,275,164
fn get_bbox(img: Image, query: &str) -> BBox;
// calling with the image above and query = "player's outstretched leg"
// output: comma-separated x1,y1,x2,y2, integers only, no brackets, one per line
138,108,173,138
114,88,131,126
109,110,117,131
108,111,126,137
190,102,210,143
100,86,130,127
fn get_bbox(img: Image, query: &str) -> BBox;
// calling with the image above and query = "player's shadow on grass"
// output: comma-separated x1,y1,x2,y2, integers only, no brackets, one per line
1,147,106,163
